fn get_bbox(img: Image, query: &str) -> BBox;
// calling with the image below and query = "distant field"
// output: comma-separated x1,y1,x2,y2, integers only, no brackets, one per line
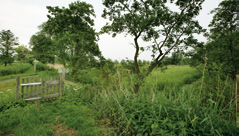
149,65,200,84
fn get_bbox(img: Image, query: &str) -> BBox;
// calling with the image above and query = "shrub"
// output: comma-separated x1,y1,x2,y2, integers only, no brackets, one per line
36,62,54,71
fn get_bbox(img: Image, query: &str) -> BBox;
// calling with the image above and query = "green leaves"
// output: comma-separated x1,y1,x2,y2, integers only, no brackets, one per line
0,30,19,66
101,0,205,92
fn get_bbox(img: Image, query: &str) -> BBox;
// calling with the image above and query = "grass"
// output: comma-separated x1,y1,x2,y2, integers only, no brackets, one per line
149,65,201,85
90,81,238,135
0,99,100,136
1,64,237,135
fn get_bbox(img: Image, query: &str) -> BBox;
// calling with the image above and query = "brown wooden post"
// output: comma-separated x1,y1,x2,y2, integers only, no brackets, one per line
30,78,33,96
237,75,239,128
58,76,61,99
34,77,37,94
53,77,56,93
39,77,42,97
21,78,24,98
15,76,20,100
46,77,49,95
26,78,29,98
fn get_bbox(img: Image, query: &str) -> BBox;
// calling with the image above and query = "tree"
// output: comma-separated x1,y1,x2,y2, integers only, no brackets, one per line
207,0,238,78
43,1,101,80
30,32,55,64
15,45,34,63
0,30,19,66
102,0,205,93
171,49,183,65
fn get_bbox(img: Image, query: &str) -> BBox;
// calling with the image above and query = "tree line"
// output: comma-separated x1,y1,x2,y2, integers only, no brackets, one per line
0,0,238,92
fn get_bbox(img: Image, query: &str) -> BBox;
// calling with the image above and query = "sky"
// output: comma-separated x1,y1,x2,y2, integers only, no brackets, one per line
0,0,223,61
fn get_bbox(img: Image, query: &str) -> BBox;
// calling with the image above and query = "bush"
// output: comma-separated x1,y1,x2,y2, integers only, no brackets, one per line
36,62,54,71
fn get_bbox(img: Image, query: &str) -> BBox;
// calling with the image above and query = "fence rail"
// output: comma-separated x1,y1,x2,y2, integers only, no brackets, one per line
15,76,63,101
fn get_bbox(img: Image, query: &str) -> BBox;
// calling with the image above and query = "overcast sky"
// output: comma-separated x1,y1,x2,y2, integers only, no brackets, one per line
0,0,222,61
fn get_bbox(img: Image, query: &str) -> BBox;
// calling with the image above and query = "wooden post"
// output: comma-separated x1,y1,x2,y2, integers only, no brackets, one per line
15,76,20,100
30,78,33,96
21,78,24,98
26,78,29,98
236,75,239,128
58,76,62,99
63,69,66,80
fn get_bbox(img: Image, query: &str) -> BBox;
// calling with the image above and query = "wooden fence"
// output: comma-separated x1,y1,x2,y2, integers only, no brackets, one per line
15,76,63,110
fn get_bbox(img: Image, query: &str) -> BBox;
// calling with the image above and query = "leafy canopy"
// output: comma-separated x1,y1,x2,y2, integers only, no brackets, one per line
30,32,55,64
101,0,205,92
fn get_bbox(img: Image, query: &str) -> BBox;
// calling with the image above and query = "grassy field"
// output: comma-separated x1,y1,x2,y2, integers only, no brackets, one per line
0,64,238,135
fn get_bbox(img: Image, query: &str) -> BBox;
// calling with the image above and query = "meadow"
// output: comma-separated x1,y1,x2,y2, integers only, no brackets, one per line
0,63,238,135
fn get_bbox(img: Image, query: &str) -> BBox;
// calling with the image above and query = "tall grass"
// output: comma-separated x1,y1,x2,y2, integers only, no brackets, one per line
90,83,238,135
65,65,238,135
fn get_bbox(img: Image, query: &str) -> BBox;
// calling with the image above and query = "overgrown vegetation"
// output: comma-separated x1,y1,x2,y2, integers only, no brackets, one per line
1,0,239,135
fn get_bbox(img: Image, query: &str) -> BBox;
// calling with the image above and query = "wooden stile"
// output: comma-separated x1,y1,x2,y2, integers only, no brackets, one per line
15,76,62,111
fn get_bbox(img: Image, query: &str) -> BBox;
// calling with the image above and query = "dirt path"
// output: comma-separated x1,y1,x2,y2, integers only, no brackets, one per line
47,63,64,69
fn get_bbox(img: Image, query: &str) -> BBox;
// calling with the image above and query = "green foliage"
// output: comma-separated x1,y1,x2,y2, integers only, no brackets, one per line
35,62,54,71
30,32,55,64
101,0,205,93
15,45,34,64
0,63,31,76
191,0,239,78
92,84,238,135
0,30,19,66
44,1,102,79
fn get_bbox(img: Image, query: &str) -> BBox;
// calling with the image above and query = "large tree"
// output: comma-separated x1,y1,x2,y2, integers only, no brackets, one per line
191,0,239,79
15,45,34,63
208,0,239,78
0,30,19,66
43,1,101,80
30,32,55,64
101,0,205,93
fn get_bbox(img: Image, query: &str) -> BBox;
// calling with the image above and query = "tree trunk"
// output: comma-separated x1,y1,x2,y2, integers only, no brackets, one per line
134,83,140,93
72,39,80,81
4,62,7,67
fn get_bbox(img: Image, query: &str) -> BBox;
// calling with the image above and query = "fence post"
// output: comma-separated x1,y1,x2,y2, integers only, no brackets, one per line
237,75,239,128
58,76,62,99
15,76,20,100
